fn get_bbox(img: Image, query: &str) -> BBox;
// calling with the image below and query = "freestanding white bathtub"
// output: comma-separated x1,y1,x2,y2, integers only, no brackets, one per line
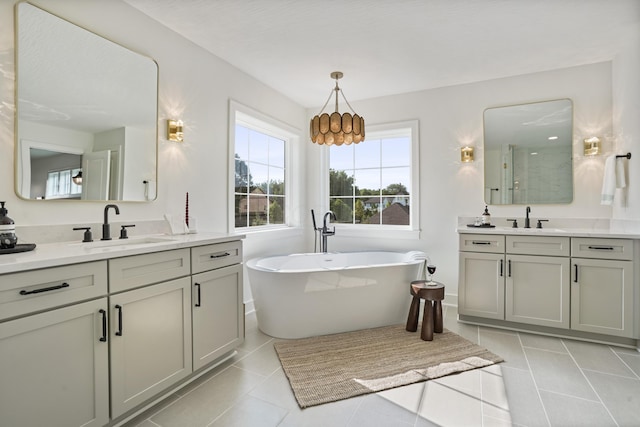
246,251,427,339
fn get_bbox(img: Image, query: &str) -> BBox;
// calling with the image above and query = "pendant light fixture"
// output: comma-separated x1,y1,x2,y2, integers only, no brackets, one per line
310,71,365,146
72,170,83,185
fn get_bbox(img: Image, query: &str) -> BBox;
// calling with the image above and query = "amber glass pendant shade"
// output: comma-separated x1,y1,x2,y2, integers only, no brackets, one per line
310,72,365,146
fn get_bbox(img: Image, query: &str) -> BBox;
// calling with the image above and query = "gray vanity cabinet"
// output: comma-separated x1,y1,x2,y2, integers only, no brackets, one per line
0,264,109,427
109,277,192,418
504,236,571,329
0,237,244,426
571,238,634,338
191,241,244,371
192,264,243,370
459,232,638,345
458,234,505,319
459,234,571,328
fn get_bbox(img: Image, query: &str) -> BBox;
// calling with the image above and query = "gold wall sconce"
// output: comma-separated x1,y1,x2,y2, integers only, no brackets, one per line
167,119,184,142
584,137,600,156
461,146,474,163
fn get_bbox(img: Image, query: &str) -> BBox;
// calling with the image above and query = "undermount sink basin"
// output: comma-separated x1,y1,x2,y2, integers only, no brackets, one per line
507,227,566,233
70,236,176,250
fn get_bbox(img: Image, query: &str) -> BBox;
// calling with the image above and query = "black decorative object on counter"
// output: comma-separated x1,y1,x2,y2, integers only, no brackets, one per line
0,201,18,249
467,224,496,228
0,243,36,255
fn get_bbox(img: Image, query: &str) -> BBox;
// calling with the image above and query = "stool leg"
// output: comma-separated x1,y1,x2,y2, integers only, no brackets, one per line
406,296,420,332
421,301,434,341
434,300,443,333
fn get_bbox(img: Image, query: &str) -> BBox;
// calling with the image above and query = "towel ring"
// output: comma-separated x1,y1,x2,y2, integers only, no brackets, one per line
616,153,631,159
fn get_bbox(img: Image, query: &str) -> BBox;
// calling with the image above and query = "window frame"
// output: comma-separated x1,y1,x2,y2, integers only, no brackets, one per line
45,167,82,199
228,100,298,233
321,120,420,239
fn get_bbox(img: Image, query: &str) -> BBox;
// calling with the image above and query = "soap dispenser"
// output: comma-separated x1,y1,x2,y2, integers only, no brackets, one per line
481,205,491,225
0,201,18,249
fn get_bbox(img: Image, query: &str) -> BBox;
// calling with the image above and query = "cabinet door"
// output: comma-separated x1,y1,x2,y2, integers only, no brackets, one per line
458,252,505,319
0,298,109,427
110,277,192,418
192,264,244,371
506,254,570,328
571,258,634,337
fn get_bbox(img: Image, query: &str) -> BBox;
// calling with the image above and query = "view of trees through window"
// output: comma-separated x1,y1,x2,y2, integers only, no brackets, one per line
329,134,411,225
234,125,286,228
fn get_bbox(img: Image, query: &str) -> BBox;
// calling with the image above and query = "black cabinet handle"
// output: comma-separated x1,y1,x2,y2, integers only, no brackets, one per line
195,283,201,307
499,259,503,277
471,241,491,245
587,246,614,251
99,309,107,342
115,305,123,336
210,252,231,259
508,259,512,277
574,264,579,283
20,282,70,295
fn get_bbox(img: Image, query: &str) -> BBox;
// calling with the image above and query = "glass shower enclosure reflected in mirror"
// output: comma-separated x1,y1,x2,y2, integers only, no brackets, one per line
483,99,573,205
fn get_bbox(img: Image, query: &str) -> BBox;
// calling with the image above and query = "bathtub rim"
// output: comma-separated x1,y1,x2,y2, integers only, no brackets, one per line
246,250,426,274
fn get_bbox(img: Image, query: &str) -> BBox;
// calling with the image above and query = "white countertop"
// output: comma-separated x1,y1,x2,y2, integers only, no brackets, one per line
457,225,638,239
0,232,244,275
457,217,640,239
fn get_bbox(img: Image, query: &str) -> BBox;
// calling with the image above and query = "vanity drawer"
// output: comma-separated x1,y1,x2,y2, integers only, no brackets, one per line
571,238,633,260
459,234,505,254
0,261,108,321
506,235,570,257
191,240,242,274
109,248,190,293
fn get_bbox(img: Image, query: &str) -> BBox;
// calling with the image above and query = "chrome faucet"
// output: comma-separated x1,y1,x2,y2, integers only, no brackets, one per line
102,204,120,240
524,206,531,229
321,211,336,253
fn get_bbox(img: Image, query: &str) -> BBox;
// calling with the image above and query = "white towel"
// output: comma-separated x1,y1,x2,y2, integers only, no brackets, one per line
601,155,616,205
616,158,626,189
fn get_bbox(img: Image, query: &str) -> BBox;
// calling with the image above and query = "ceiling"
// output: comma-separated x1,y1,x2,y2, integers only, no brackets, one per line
123,0,639,109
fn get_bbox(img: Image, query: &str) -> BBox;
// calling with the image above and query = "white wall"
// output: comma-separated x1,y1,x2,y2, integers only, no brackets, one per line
612,27,640,220
307,62,621,299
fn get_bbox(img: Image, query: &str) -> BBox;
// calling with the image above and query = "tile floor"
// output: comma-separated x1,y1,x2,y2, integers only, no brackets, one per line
126,306,640,427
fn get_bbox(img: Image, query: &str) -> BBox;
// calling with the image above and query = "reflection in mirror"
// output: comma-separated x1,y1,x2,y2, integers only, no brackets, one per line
483,99,573,205
15,2,158,201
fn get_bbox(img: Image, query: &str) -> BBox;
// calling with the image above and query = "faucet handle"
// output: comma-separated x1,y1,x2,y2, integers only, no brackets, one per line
536,219,549,229
73,227,93,243
507,219,518,228
119,224,136,239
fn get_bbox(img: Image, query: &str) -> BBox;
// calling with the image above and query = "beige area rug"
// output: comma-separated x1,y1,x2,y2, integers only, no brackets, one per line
274,324,503,408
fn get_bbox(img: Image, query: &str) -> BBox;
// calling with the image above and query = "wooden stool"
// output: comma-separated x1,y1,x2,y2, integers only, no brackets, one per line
405,280,445,341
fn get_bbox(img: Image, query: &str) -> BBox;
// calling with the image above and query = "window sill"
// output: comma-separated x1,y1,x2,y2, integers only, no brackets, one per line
237,225,304,239
334,226,420,240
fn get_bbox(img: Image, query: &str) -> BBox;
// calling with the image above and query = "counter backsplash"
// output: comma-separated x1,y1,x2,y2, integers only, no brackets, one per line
15,219,171,245
458,216,611,231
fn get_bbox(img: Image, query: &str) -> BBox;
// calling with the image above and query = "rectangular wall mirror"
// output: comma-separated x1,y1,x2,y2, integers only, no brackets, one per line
483,99,573,205
15,2,158,201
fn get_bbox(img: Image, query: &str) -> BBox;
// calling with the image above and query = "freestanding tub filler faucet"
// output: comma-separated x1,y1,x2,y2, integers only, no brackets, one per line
102,204,120,240
321,211,337,253
524,206,531,229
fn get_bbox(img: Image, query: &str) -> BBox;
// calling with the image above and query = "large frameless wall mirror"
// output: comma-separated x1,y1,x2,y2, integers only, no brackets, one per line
483,99,573,205
15,2,158,201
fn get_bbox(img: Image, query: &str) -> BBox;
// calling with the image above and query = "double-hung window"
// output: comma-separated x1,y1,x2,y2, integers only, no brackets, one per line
327,120,419,231
45,167,82,199
230,101,295,231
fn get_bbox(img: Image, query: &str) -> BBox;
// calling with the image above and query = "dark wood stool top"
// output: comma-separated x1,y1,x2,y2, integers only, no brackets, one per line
410,280,445,301
406,280,445,341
